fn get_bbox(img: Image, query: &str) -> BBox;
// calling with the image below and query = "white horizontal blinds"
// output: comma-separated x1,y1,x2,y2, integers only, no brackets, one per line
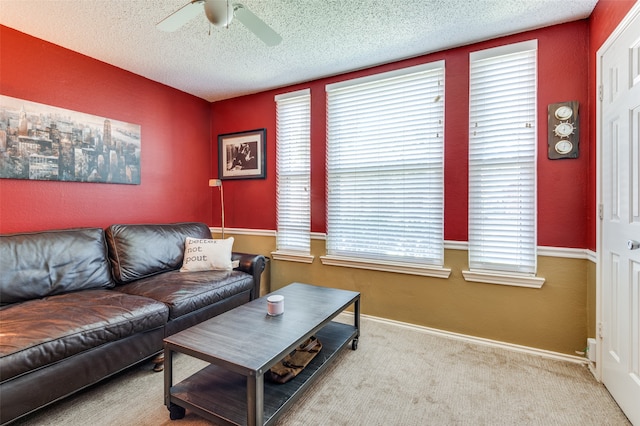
275,89,311,253
468,40,537,274
326,62,445,265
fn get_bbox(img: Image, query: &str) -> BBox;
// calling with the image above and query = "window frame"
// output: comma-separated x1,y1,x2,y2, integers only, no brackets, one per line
321,61,450,278
463,40,544,288
272,88,314,264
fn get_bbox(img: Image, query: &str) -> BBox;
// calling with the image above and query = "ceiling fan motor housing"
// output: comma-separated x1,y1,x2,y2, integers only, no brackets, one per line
204,0,234,27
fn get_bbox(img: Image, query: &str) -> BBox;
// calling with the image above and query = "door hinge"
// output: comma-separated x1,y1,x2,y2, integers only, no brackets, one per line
599,85,604,102
598,322,604,339
598,204,604,220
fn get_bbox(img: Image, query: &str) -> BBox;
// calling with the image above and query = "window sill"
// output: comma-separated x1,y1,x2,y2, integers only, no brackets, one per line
271,251,315,264
462,270,545,288
320,255,451,278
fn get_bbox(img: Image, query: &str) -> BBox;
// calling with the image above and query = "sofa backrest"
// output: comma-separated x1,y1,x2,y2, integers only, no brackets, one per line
0,228,115,305
105,222,212,284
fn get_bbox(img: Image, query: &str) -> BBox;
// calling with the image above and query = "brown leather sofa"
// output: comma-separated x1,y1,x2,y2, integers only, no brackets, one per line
0,222,266,425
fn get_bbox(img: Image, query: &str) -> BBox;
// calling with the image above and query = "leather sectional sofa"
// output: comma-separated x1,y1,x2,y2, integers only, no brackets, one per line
0,222,266,425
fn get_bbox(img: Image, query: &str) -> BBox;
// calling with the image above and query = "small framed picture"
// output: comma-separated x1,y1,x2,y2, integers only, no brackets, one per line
218,128,266,180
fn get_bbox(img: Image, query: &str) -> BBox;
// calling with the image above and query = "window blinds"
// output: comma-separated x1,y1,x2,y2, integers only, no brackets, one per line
326,62,445,265
468,41,537,274
275,89,311,253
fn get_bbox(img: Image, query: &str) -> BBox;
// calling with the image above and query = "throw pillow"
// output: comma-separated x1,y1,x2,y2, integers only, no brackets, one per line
180,237,234,272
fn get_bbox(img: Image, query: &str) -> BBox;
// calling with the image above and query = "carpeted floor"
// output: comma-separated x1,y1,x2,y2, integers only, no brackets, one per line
13,316,630,426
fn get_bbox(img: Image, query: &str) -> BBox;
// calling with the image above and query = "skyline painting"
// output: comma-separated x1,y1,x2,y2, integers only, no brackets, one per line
0,95,141,184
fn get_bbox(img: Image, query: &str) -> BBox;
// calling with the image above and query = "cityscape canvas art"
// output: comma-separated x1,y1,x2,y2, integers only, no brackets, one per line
0,95,141,184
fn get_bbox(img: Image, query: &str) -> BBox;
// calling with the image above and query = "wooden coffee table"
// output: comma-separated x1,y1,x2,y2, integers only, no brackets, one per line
163,283,360,426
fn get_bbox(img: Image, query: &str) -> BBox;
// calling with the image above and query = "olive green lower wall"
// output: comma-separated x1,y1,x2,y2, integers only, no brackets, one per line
587,260,597,339
229,233,276,297
230,233,595,356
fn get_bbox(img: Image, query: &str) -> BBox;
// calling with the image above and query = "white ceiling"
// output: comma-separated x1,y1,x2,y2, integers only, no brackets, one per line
0,0,598,102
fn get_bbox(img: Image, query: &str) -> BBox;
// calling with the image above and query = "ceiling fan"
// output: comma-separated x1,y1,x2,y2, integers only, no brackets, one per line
157,0,282,46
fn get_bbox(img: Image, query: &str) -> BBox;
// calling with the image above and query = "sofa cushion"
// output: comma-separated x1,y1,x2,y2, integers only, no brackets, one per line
105,222,212,284
0,290,168,382
114,269,254,320
0,228,114,305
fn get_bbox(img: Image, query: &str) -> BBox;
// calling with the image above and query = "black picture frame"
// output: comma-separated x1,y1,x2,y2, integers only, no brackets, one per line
218,128,266,180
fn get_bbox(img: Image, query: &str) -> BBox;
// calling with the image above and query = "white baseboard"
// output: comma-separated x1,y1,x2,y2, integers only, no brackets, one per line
337,311,589,365
587,361,598,380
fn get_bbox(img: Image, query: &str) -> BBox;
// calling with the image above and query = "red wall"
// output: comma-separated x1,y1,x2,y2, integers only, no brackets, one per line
2,1,634,248
212,21,591,248
0,26,213,233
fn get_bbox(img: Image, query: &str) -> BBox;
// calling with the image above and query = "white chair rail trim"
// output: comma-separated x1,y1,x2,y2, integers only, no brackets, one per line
210,228,594,262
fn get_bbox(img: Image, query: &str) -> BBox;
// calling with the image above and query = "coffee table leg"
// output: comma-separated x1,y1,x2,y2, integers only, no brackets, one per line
351,296,361,349
164,348,172,408
247,373,264,426
164,348,186,419
354,296,361,338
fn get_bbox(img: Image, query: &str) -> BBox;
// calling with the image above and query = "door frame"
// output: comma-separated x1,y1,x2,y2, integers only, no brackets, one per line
595,0,640,382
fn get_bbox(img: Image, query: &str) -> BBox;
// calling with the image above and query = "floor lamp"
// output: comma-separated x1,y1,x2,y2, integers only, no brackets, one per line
208,179,225,239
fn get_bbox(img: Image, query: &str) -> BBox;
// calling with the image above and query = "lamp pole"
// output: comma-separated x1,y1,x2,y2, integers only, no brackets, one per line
208,179,225,238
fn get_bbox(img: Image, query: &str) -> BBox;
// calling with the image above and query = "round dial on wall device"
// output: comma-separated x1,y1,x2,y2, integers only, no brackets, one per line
554,105,573,120
555,140,573,155
554,121,575,138
548,101,579,160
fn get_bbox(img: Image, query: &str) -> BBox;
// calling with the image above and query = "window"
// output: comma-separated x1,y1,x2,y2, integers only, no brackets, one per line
322,62,449,277
465,40,544,288
273,89,313,263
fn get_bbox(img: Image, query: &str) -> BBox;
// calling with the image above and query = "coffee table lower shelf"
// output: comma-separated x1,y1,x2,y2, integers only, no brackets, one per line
167,321,357,426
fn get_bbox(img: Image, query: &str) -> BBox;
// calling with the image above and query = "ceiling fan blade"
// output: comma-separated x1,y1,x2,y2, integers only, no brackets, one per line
157,1,204,32
233,3,282,46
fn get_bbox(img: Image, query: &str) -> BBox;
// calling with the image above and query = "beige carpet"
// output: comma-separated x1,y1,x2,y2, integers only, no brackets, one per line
14,316,630,426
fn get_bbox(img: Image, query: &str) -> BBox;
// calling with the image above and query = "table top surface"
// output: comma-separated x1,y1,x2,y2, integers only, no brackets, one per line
164,283,359,374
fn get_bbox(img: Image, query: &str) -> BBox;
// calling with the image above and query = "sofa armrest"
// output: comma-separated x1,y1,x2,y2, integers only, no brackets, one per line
232,253,267,299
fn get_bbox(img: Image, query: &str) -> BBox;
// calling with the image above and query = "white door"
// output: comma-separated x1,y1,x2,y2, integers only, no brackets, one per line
599,3,640,425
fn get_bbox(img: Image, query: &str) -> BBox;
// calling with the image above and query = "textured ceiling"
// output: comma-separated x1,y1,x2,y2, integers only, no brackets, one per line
0,0,597,102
